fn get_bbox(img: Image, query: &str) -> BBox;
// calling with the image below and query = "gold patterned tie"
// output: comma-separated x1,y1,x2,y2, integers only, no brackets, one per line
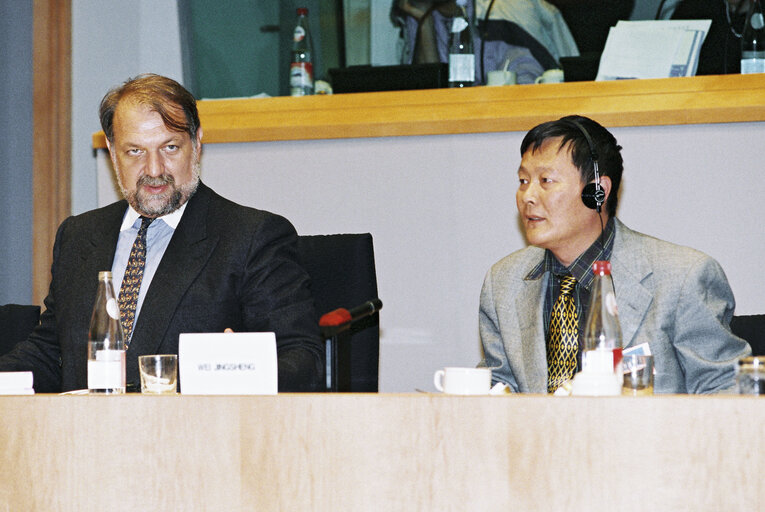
118,216,153,344
547,275,579,393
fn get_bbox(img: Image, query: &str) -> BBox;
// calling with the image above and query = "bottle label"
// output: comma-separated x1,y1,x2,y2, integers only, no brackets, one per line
293,26,306,42
752,12,765,30
581,349,615,374
290,62,314,90
449,53,475,83
106,298,120,320
741,57,765,74
605,291,619,316
87,350,126,390
451,17,468,33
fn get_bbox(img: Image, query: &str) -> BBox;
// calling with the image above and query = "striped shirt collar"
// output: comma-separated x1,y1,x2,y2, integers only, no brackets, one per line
525,216,616,290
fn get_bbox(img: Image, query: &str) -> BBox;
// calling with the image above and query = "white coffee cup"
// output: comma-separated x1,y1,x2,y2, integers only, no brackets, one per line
486,70,517,86
433,367,492,395
535,68,564,84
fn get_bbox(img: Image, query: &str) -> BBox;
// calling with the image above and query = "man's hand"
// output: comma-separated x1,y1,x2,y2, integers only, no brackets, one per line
728,0,751,12
397,0,458,21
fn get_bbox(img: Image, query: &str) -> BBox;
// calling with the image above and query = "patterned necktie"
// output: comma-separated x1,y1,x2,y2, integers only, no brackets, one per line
118,216,153,344
547,275,579,393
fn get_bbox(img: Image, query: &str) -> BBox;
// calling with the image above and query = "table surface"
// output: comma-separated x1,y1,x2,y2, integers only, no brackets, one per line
0,393,762,511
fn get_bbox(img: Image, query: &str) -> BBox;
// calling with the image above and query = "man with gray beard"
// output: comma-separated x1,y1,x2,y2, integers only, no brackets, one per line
0,74,324,392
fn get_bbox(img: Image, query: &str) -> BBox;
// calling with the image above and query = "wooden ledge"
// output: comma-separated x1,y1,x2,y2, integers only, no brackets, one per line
92,74,765,149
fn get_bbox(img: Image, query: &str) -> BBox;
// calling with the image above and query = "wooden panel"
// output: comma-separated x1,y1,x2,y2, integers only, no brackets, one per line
33,0,71,306
92,73,765,148
0,394,762,510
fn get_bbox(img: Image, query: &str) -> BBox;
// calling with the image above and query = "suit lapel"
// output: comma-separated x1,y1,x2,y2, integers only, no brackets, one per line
127,184,219,363
71,203,125,327
77,201,127,280
65,202,125,383
514,264,549,393
507,220,654,392
611,219,653,349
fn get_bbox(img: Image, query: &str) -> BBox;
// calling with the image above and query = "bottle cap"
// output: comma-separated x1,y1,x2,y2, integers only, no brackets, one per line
592,260,611,275
297,7,308,16
98,271,113,280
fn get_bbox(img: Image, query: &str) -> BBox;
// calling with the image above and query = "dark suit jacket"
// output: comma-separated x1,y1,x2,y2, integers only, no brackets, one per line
0,183,324,392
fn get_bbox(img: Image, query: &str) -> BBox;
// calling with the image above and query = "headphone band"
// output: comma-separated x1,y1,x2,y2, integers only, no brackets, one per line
570,119,600,185
571,119,604,212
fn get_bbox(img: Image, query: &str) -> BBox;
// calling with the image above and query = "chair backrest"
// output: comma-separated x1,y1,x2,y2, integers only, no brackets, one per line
0,304,41,356
297,234,380,392
731,314,765,357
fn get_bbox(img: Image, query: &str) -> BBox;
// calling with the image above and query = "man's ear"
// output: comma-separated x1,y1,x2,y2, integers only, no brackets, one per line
599,175,612,204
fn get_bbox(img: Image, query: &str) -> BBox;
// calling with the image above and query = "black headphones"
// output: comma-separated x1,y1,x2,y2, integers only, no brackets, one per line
572,119,605,213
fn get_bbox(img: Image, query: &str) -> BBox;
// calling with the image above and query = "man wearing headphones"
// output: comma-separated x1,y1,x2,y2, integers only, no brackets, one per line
478,115,750,394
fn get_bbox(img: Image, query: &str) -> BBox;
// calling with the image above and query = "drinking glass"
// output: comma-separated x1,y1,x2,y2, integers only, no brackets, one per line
622,354,653,396
138,354,178,395
736,356,765,395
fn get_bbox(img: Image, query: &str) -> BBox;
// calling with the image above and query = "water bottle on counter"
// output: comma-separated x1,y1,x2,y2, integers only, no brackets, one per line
290,7,314,96
742,0,765,74
571,261,623,396
87,271,126,394
448,0,475,88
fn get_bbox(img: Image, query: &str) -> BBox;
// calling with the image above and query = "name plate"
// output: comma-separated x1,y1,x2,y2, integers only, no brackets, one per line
179,332,277,395
0,371,34,395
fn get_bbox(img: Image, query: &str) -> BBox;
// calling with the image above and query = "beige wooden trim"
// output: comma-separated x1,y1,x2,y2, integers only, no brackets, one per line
1,394,763,509
33,0,71,306
93,73,765,148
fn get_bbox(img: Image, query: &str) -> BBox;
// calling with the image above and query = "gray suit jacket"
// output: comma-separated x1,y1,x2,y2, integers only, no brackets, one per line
479,218,750,394
0,183,324,392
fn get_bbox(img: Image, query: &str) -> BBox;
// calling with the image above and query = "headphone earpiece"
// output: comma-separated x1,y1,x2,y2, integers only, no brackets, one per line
581,182,606,212
571,120,604,213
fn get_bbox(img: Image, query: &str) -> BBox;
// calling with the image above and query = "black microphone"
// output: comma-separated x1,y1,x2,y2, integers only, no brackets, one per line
319,299,383,336
347,298,382,321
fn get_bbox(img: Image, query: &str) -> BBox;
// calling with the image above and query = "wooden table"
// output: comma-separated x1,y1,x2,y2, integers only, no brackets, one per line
0,393,761,510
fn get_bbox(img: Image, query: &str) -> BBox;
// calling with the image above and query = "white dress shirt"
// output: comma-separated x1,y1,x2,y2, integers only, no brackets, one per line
110,202,188,329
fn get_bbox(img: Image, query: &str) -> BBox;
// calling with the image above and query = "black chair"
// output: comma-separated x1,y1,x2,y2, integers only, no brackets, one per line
0,304,41,356
297,234,380,392
731,314,765,356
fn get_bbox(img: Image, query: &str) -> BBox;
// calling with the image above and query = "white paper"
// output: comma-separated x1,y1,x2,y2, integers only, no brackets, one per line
596,20,711,81
0,371,34,390
0,388,34,395
623,342,652,356
179,332,277,395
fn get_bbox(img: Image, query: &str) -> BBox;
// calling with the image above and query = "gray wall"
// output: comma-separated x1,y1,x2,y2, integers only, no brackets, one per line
10,1,765,392
71,0,183,217
0,0,184,305
76,1,765,394
0,0,33,304
96,120,765,393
